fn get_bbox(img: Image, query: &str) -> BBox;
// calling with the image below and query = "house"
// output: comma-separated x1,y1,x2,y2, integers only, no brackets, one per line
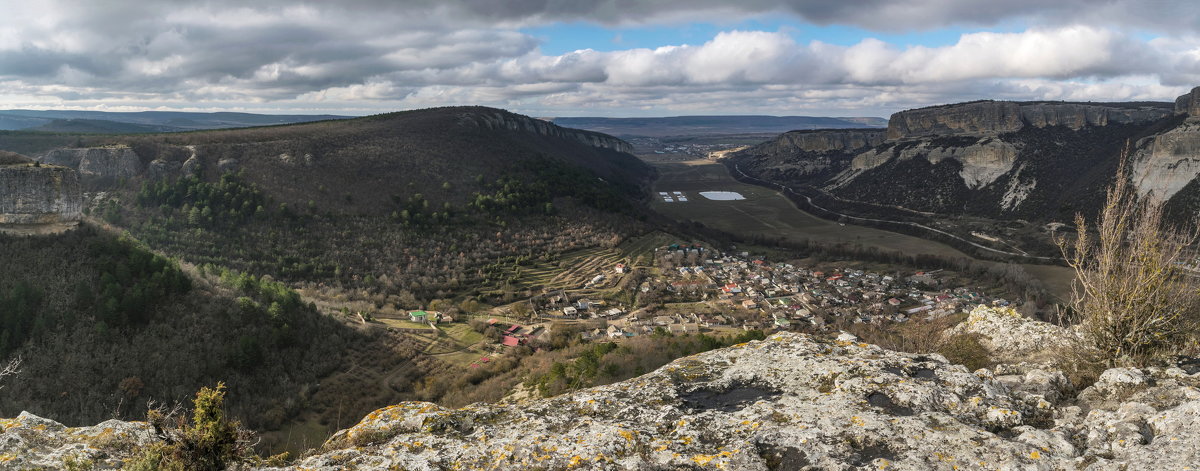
614,263,628,274
606,325,625,339
653,315,674,326
409,311,428,322
741,299,759,309
906,305,933,315
501,336,522,347
563,306,578,316
887,298,903,306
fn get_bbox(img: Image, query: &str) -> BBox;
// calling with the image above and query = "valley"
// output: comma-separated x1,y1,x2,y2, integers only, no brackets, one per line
1,96,1197,468
0,103,1086,458
642,153,1076,300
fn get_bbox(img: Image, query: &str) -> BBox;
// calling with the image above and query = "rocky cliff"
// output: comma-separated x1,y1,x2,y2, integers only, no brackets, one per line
0,160,82,227
11,307,1200,470
40,146,142,179
841,138,1019,190
1175,86,1200,117
729,90,1200,232
751,129,886,154
463,110,635,154
887,101,1024,139
887,101,1174,140
1131,120,1200,200
728,129,886,182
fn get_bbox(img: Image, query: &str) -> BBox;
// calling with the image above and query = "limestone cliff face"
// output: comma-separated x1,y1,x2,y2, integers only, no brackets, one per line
462,111,635,154
1175,86,1200,117
12,316,1200,470
728,129,885,181
754,129,885,154
1019,103,1173,130
1132,121,1200,200
842,138,1018,189
887,101,1023,139
887,101,1173,139
0,164,82,226
41,147,142,179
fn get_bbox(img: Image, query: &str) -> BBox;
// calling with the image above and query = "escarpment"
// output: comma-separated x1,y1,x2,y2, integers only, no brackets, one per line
0,154,82,230
731,88,1200,226
887,101,1174,140
752,129,886,154
40,146,142,179
728,129,886,181
462,109,635,154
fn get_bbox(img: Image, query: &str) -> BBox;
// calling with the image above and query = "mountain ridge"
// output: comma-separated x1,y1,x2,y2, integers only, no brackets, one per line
727,88,1200,257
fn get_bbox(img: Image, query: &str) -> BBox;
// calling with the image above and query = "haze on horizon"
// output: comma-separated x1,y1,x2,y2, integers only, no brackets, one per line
2,0,1199,118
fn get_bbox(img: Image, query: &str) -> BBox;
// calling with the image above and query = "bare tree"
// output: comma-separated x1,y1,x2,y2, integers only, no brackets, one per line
0,357,20,388
1059,151,1200,366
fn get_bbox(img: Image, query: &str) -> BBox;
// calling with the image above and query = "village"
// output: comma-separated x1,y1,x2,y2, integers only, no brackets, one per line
397,242,1012,354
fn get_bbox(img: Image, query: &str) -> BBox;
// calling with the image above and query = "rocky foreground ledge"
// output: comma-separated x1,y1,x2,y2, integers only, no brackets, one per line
6,308,1200,470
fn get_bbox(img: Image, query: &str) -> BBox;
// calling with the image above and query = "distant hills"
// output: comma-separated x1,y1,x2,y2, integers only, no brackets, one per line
0,109,352,133
549,115,887,138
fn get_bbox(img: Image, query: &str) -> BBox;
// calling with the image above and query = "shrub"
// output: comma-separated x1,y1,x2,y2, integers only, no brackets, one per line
126,383,282,470
937,334,992,371
1058,153,1200,366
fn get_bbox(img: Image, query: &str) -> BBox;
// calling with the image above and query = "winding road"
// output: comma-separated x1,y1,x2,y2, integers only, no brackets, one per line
729,163,1061,261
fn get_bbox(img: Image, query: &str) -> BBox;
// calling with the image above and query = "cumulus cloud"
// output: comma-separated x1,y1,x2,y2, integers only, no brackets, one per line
0,0,1198,116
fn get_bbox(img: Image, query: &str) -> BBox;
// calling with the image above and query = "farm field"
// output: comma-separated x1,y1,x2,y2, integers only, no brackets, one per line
645,156,1076,299
482,231,687,296
646,156,969,258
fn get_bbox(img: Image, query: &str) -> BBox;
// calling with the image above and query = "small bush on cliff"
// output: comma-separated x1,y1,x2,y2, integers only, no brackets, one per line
1058,153,1200,366
125,383,285,470
937,334,992,371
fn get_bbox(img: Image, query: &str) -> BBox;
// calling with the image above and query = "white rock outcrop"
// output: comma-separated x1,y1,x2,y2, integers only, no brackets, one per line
839,139,1018,190
9,331,1200,470
1131,121,1200,201
946,305,1079,365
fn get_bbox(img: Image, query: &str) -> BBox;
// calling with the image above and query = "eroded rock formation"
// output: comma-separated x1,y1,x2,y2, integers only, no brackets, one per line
753,129,886,154
0,160,82,228
887,101,1173,140
41,146,142,179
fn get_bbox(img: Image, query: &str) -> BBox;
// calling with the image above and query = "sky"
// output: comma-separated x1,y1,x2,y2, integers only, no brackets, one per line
2,1,1200,118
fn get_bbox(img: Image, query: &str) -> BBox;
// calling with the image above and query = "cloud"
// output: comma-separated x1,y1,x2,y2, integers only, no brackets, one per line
0,1,1198,116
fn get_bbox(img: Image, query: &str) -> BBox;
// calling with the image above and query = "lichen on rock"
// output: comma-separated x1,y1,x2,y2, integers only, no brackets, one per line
9,332,1200,469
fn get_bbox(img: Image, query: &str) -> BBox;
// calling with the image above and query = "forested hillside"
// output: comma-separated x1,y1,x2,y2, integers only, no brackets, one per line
6,107,656,305
0,225,368,429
